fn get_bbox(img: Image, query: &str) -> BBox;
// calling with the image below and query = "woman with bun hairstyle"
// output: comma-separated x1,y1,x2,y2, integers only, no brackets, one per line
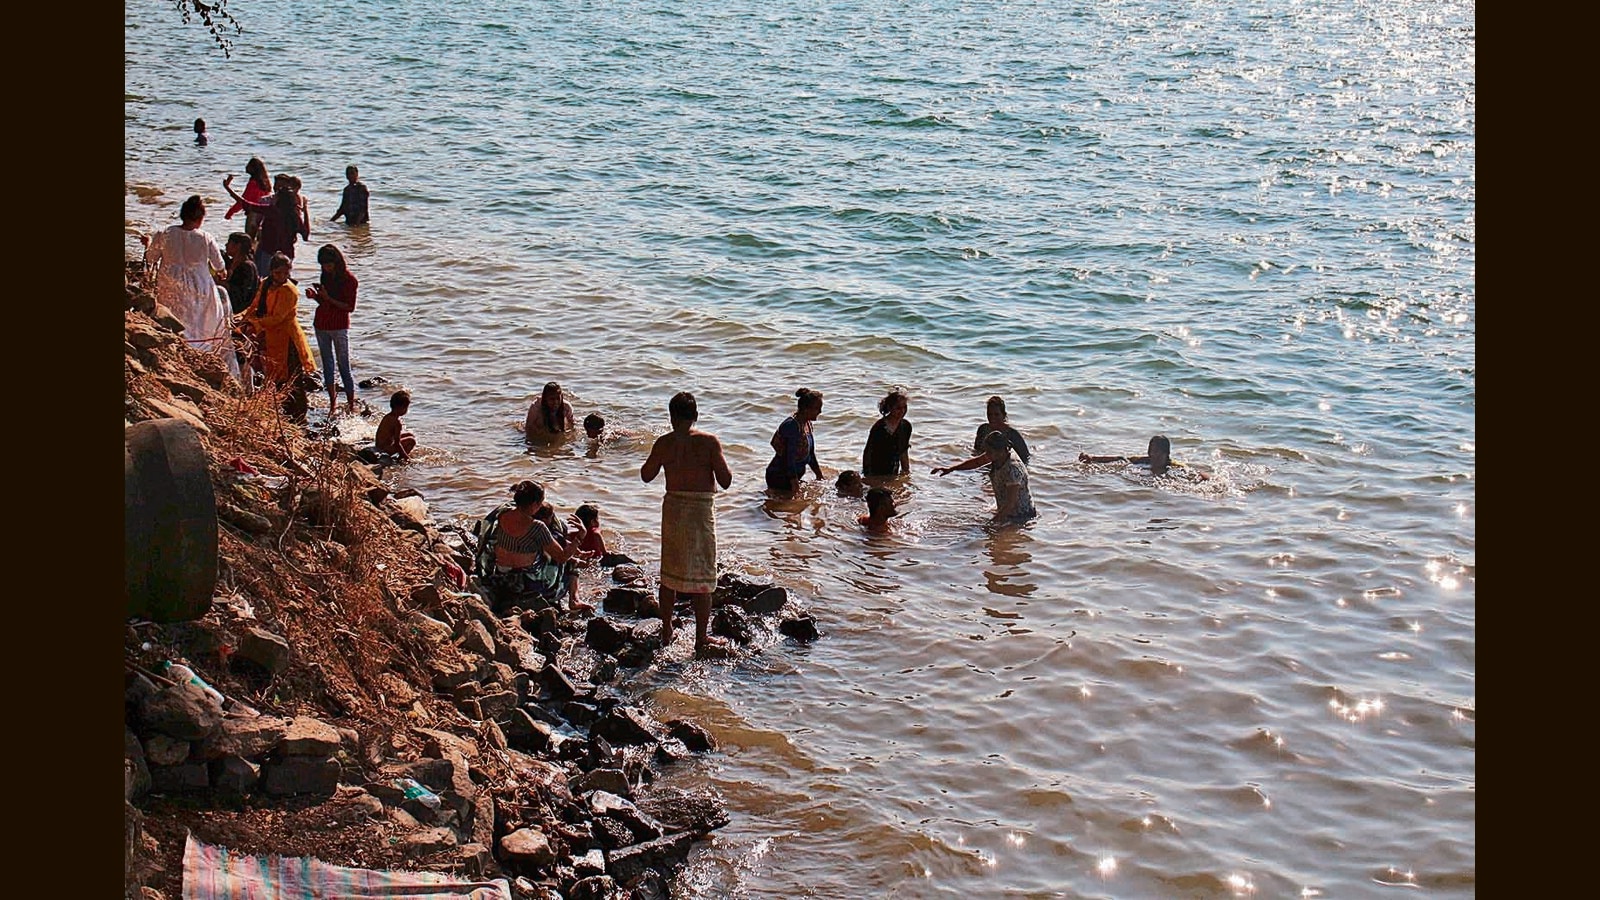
765,388,824,491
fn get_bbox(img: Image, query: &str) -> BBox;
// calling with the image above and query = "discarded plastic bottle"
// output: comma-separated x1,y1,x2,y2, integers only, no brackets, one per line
159,660,226,705
394,777,442,810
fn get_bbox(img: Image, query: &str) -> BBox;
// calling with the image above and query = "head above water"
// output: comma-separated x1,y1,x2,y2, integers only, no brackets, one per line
669,391,698,425
193,118,206,134
878,390,908,418
983,429,1013,459
178,194,205,224
542,382,563,403
836,470,864,493
346,165,360,182
866,486,896,517
511,480,545,510
390,390,410,413
575,503,600,527
583,413,605,437
1147,435,1172,474
986,395,1008,424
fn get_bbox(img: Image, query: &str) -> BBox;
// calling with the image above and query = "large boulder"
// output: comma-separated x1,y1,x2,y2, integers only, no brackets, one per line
604,832,695,883
593,707,659,746
138,681,223,741
498,827,556,867
261,756,340,796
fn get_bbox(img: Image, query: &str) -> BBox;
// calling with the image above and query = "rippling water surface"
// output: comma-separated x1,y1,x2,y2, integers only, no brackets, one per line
126,1,1474,894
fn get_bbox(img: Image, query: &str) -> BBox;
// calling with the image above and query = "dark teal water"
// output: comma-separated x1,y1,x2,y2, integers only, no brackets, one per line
127,1,1474,895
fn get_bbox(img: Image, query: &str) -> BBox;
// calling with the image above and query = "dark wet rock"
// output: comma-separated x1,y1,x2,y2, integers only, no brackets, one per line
592,657,618,683
563,701,601,727
602,587,651,616
149,762,210,793
587,791,663,841
236,626,291,674
627,618,664,648
499,827,557,867
543,664,582,701
521,607,560,636
744,586,788,614
591,816,635,851
665,720,716,753
139,680,224,741
501,709,554,754
711,605,755,644
569,875,620,900
357,376,388,389
586,616,628,654
623,869,668,900
598,553,635,568
638,786,730,836
611,565,646,584
652,739,692,767
572,848,606,878
593,707,659,746
497,636,546,673
572,767,630,798
779,614,820,642
605,832,695,883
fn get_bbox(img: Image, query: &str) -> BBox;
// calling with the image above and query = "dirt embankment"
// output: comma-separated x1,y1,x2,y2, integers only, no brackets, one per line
122,262,735,900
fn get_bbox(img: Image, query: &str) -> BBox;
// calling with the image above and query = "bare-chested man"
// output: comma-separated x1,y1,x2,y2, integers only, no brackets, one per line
641,391,733,658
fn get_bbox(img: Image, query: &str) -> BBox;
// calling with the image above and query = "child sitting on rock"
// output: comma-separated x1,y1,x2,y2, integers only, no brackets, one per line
367,390,415,463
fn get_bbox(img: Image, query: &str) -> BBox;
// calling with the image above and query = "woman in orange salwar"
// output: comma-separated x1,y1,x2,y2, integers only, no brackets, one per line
239,252,316,387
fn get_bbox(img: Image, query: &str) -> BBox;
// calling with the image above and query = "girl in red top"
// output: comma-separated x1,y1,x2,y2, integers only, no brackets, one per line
306,244,359,416
223,157,272,238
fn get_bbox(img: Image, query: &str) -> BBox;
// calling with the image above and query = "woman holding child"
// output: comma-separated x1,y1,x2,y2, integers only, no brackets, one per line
485,481,584,613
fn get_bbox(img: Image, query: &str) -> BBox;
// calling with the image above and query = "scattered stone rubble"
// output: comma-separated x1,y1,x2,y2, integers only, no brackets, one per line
122,279,818,900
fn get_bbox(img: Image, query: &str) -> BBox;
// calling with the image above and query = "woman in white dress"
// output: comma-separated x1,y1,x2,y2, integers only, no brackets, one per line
141,195,239,381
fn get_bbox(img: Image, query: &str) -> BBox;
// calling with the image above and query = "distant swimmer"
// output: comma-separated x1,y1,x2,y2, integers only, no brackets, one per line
932,430,1037,524
1079,435,1210,481
525,381,576,442
859,486,899,533
193,118,209,146
862,389,912,478
973,395,1030,466
765,388,824,492
641,391,734,659
584,413,606,440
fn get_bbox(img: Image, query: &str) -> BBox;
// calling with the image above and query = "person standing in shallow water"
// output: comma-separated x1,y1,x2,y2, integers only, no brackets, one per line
862,389,912,477
641,391,734,659
932,430,1037,523
765,388,824,491
306,244,358,417
330,165,370,226
973,395,1030,466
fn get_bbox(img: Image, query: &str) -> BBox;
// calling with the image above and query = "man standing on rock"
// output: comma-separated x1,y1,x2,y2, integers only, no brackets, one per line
641,391,733,659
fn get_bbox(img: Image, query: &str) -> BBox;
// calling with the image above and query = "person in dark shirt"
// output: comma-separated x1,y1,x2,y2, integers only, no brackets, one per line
861,389,911,477
193,118,209,146
973,395,1031,466
331,165,370,226
1079,434,1209,480
217,232,259,314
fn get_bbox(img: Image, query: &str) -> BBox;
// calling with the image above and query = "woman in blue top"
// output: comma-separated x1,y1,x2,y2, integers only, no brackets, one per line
765,388,824,491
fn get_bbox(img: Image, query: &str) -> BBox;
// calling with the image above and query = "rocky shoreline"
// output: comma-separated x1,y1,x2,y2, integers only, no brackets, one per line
123,263,819,899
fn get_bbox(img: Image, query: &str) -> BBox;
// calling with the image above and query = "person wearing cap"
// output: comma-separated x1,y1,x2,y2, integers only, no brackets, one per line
931,429,1037,523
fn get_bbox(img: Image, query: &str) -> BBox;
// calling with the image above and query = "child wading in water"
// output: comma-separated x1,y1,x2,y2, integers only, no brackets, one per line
375,391,416,461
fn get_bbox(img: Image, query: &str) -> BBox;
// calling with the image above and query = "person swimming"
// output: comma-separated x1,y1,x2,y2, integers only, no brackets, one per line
1079,435,1209,480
